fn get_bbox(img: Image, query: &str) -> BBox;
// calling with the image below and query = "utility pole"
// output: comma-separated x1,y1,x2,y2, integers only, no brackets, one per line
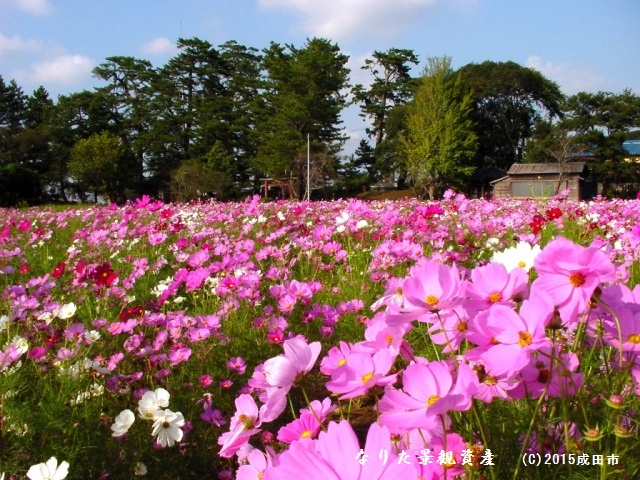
306,133,310,201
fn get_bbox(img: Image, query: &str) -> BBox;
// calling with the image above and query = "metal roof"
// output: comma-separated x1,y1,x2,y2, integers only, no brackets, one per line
507,162,586,175
624,140,640,156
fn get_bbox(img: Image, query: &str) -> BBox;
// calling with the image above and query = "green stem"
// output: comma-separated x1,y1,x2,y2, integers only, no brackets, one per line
472,403,496,480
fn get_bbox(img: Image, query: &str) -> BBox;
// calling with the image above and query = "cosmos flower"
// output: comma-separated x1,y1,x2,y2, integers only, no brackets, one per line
532,237,617,323
151,409,185,448
263,420,414,480
111,409,135,437
491,241,541,273
138,388,170,420
26,457,69,480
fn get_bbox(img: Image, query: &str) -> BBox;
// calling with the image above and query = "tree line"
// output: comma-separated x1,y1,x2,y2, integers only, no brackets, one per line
1,37,639,206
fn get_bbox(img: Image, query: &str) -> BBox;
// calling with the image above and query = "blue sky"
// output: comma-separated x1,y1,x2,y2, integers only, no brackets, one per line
1,0,638,153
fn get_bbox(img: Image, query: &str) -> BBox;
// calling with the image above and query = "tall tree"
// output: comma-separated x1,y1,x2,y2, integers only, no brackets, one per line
352,48,418,149
402,56,477,199
255,38,350,198
561,89,640,196
0,78,46,205
146,38,231,195
457,61,564,170
47,89,122,201
93,56,156,190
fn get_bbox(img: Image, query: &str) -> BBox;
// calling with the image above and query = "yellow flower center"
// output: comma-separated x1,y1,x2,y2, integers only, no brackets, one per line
337,358,346,367
427,394,440,406
395,287,403,297
385,334,394,345
426,295,439,306
628,333,640,344
361,372,374,384
300,430,312,438
239,414,254,430
569,272,585,287
488,292,502,304
457,321,467,332
518,331,532,347
518,261,527,268
484,375,497,386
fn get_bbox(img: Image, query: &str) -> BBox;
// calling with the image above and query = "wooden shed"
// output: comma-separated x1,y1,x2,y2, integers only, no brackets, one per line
490,162,588,201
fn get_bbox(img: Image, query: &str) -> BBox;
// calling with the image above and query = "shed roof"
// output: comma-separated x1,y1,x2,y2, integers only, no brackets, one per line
507,162,586,175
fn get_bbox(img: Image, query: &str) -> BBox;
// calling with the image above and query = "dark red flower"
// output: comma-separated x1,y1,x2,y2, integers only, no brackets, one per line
92,262,117,287
530,214,546,234
545,208,562,221
52,262,66,279
119,305,144,321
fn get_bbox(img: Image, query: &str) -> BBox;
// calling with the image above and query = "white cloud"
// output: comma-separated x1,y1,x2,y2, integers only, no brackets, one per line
525,56,609,95
258,0,438,42
0,32,41,56
28,54,95,86
140,37,178,56
15,0,52,15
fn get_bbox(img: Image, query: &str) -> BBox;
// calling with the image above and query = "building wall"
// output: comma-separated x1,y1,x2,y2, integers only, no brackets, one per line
493,174,582,201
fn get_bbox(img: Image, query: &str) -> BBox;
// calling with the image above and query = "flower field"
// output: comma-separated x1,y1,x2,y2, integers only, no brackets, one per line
1,192,640,479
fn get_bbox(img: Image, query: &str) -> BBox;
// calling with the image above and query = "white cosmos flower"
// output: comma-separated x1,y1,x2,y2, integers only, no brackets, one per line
10,335,28,355
134,462,148,476
138,388,170,420
84,330,101,342
57,302,77,319
26,456,69,480
111,409,135,437
490,241,541,273
151,409,185,447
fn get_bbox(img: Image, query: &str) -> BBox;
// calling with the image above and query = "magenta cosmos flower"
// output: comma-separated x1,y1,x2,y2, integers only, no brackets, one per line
532,237,617,324
263,420,414,480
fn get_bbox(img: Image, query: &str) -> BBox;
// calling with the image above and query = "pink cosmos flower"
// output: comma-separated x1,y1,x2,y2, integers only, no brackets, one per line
378,359,477,434
236,449,273,480
510,347,583,399
386,259,466,325
218,394,262,458
277,411,321,444
226,356,247,374
532,236,617,323
471,289,553,378
465,262,528,313
319,341,352,377
325,348,396,400
262,336,321,391
603,307,640,352
263,420,415,480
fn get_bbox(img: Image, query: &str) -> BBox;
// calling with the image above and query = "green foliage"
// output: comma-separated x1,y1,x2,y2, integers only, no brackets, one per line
69,131,131,202
255,38,350,198
401,56,477,199
457,60,564,171
561,90,640,197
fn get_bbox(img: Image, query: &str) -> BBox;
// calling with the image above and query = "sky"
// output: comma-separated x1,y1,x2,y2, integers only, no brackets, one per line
1,0,639,154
